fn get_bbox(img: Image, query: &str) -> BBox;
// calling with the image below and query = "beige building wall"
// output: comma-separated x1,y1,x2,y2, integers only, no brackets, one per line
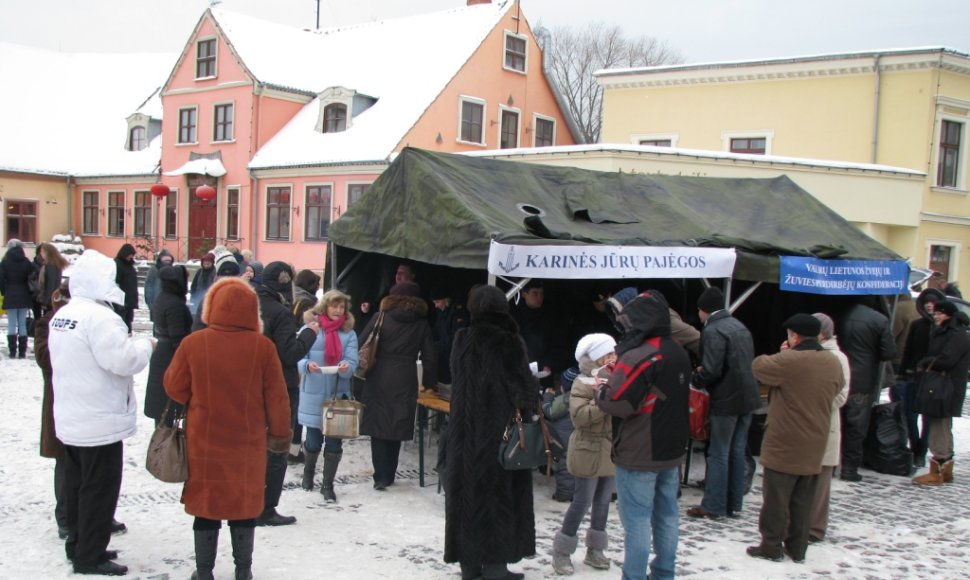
598,49,970,291
0,172,72,258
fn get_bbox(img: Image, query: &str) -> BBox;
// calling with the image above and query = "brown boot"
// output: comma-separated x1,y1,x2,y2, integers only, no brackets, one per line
940,458,954,483
912,458,944,485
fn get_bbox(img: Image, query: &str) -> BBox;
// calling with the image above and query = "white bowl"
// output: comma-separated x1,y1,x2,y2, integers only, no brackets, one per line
320,366,339,374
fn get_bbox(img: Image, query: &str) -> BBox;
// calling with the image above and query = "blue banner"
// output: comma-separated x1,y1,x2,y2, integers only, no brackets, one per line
779,257,909,295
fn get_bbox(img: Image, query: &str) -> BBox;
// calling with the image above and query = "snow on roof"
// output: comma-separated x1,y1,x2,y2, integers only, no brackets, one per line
466,143,926,176
0,42,176,177
232,2,512,168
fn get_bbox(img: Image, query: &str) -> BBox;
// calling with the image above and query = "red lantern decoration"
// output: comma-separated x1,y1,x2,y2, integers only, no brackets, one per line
150,183,171,199
195,184,217,201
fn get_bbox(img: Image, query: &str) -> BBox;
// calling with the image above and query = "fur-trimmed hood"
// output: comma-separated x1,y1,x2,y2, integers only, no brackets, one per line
202,277,262,332
379,293,428,316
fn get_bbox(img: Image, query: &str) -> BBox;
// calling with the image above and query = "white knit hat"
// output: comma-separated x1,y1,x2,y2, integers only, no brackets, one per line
575,333,616,363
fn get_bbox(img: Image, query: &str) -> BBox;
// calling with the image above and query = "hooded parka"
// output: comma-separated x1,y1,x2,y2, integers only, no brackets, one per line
144,265,193,422
0,243,36,310
920,315,970,417
164,277,292,520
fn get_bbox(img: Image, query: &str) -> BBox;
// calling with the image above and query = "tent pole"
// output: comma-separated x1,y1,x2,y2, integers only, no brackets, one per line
724,278,733,310
501,277,532,302
335,252,364,286
328,241,337,289
728,281,761,314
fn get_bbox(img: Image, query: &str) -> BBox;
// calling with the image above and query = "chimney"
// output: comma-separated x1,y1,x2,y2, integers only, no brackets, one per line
467,0,492,5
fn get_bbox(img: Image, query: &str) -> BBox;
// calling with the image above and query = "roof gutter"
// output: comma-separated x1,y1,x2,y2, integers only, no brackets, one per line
871,54,882,163
536,27,586,144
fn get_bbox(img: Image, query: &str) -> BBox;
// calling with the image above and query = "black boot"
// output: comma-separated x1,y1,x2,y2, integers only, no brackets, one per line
18,336,28,359
230,526,255,580
302,451,319,491
321,451,342,503
6,335,15,358
190,529,219,580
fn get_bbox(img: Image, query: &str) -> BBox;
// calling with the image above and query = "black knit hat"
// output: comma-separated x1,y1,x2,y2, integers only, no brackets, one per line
783,313,821,337
935,300,959,317
697,286,724,313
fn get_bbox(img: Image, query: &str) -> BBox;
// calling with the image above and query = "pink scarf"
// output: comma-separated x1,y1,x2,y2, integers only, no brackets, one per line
319,314,345,366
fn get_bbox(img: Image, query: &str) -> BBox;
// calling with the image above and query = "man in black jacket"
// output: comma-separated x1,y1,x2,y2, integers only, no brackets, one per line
836,301,896,481
255,261,319,526
687,286,761,519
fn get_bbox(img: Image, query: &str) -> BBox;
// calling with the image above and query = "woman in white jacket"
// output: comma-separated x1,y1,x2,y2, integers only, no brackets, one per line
808,312,850,544
49,249,155,576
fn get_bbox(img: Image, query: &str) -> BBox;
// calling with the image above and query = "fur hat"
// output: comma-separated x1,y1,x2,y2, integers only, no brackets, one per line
697,286,724,313
784,313,821,338
389,281,421,298
215,251,240,276
575,333,617,363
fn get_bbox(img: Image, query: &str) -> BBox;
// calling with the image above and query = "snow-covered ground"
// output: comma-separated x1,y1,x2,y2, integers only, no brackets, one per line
1,322,968,579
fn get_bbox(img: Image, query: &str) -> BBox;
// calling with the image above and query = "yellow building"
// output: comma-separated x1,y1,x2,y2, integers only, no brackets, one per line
597,47,970,290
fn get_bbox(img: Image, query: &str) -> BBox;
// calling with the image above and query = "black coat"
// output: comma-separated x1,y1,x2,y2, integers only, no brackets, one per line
921,317,970,417
359,294,437,441
836,304,896,395
0,245,36,309
256,283,316,393
431,302,467,384
38,262,62,312
444,312,536,567
114,251,139,310
145,266,193,421
692,310,761,416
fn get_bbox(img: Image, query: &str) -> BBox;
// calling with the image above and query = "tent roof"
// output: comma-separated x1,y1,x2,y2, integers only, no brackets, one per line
327,148,902,283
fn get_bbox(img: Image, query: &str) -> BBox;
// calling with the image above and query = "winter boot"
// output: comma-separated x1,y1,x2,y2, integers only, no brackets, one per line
941,458,954,483
301,451,320,491
912,457,944,485
6,335,15,358
18,336,28,358
551,531,578,575
190,529,219,580
321,451,342,503
229,526,254,580
583,529,611,570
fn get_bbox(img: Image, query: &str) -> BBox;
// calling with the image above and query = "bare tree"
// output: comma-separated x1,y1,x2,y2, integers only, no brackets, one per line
536,22,683,144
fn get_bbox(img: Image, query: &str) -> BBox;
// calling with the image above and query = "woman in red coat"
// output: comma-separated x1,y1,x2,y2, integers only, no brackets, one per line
165,277,291,580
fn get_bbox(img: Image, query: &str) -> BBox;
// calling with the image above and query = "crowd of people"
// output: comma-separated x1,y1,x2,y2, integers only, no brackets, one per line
2,242,969,578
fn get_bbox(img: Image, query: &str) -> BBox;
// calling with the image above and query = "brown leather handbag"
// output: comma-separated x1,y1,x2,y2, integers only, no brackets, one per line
354,312,385,379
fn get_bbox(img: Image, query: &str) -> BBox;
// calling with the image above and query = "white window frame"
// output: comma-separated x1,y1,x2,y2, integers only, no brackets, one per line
503,30,528,74
106,189,126,238
264,183,293,242
303,182,334,242
532,114,556,147
315,87,356,133
195,36,218,80
631,132,679,148
926,238,961,283
932,107,969,193
498,105,521,149
211,101,235,143
224,185,241,241
164,188,179,240
81,190,100,236
721,130,774,155
457,96,487,146
177,106,198,145
345,181,372,211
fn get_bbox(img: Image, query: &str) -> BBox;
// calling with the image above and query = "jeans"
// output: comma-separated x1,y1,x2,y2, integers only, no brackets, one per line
615,466,679,580
561,475,615,536
303,427,344,454
6,308,29,336
889,382,930,455
702,413,752,515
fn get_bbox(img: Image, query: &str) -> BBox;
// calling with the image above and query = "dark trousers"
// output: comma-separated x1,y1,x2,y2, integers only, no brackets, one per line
263,451,287,511
193,516,256,530
840,392,874,472
289,389,302,445
54,454,67,528
889,382,930,455
758,467,818,561
371,438,402,485
64,441,123,566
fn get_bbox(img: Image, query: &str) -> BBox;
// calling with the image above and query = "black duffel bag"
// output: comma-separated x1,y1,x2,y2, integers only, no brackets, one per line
863,401,913,476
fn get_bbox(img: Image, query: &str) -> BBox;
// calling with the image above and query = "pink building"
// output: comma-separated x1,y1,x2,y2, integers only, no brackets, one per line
21,0,577,269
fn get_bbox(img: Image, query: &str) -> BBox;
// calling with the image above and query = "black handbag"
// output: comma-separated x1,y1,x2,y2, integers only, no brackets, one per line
913,359,952,419
498,403,565,472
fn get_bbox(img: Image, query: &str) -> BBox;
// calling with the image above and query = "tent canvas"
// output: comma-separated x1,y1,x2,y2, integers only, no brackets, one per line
328,147,903,285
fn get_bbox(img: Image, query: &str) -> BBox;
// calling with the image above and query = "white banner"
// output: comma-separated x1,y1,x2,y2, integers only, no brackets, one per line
487,241,737,279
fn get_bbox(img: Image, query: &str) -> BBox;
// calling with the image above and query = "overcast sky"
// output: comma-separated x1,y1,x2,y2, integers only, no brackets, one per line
1,0,968,63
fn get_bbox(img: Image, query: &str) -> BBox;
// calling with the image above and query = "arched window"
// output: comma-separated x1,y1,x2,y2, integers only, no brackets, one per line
323,104,347,133
129,126,147,151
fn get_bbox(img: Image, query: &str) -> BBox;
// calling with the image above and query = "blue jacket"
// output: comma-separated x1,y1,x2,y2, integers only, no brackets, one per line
296,321,359,429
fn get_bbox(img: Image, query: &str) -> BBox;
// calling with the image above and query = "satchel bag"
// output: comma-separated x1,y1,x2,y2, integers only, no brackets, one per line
145,400,188,483
913,359,952,419
688,386,711,441
354,312,385,379
498,403,565,472
322,394,364,439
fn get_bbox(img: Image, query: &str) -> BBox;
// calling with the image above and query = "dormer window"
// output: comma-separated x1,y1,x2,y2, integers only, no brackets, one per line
504,31,527,73
323,104,347,133
196,38,217,79
129,126,147,151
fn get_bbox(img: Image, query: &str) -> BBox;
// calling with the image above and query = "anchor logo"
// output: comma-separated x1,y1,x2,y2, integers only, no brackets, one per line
498,246,520,274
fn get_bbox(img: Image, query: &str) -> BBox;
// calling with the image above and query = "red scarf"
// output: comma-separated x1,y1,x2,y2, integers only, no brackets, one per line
319,314,345,366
